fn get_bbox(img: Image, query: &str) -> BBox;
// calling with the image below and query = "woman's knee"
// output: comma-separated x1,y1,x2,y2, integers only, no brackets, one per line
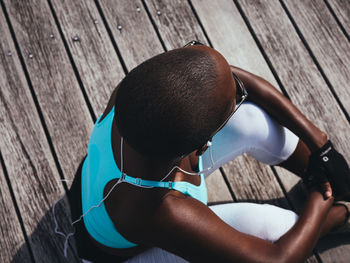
210,202,299,242
232,102,299,165
258,204,299,242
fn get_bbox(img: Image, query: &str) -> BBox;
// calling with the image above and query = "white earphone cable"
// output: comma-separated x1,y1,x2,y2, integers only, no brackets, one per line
52,137,216,258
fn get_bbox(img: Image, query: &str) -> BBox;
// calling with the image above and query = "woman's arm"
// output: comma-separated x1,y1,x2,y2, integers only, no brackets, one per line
230,66,350,200
230,65,328,152
140,191,334,263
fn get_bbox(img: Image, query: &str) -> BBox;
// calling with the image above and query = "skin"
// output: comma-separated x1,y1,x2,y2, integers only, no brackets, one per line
81,45,348,262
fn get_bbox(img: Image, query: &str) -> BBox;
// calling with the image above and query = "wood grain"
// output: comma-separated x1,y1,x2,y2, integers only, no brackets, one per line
0,164,32,263
236,0,350,170
191,0,289,207
190,0,279,86
0,5,79,262
145,0,207,49
190,0,325,261
50,0,124,115
221,155,288,207
98,0,232,203
206,170,233,204
144,0,242,203
283,0,350,117
327,0,350,37
4,0,93,179
99,0,164,71
236,0,350,260
1,0,349,261
143,0,314,254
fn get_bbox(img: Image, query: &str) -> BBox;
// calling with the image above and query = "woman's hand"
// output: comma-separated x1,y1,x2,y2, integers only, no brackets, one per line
322,182,333,199
229,65,350,200
303,154,333,199
306,140,350,201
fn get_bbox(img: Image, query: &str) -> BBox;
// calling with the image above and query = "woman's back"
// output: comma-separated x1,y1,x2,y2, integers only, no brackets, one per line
78,87,207,258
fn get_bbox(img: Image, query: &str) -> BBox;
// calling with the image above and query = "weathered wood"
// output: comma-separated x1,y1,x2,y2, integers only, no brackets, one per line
190,0,288,207
4,0,93,179
283,0,350,118
145,0,207,49
236,0,350,172
0,164,32,263
221,155,288,207
50,0,124,115
144,0,246,204
206,170,234,204
142,0,318,252
0,5,79,262
99,0,164,70
190,0,280,86
98,0,232,203
1,0,349,262
235,0,350,260
327,0,350,37
191,0,329,261
144,0,233,203
235,0,350,195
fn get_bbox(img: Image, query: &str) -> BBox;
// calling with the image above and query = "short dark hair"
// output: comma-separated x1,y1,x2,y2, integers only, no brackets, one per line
115,47,227,159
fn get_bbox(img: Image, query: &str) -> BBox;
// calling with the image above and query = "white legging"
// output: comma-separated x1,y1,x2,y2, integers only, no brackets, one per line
82,102,300,263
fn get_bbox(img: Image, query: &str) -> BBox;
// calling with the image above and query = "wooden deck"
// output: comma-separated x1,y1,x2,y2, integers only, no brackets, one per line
1,0,349,262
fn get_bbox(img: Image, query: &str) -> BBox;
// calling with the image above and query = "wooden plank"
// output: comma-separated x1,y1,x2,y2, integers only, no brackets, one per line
283,0,350,117
327,0,350,37
49,0,234,248
190,0,331,261
221,155,287,206
0,163,32,263
235,0,350,180
144,0,233,203
145,0,207,49
206,170,233,204
50,0,124,114
189,0,288,207
0,5,79,262
98,0,232,203
99,0,164,70
189,0,279,86
144,0,244,203
232,0,350,261
4,0,93,178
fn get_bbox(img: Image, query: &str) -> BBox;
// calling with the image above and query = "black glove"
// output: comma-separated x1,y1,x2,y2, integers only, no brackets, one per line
308,140,350,200
303,156,328,192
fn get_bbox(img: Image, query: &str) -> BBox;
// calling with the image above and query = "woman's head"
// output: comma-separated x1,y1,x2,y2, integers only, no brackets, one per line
115,44,236,159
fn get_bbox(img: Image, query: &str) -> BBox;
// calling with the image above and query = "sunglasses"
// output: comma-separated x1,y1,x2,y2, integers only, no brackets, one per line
183,40,248,134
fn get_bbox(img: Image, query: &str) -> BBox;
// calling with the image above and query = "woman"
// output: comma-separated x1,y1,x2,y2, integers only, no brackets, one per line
60,41,349,262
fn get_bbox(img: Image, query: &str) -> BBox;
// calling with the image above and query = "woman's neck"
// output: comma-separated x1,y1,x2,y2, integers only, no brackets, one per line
111,120,184,182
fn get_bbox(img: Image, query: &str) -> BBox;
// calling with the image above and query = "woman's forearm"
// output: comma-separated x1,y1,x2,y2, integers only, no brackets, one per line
275,191,333,263
230,65,328,152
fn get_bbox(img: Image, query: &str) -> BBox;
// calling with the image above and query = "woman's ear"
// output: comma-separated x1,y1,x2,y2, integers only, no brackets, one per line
195,140,212,156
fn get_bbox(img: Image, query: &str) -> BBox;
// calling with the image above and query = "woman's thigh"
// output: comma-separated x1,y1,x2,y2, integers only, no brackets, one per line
201,101,299,177
209,202,298,242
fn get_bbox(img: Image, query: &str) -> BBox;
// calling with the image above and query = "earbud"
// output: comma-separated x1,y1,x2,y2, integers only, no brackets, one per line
207,140,212,147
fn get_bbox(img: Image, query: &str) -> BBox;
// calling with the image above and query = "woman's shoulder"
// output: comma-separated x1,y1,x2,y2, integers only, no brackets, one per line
99,84,120,123
106,188,205,241
121,191,212,242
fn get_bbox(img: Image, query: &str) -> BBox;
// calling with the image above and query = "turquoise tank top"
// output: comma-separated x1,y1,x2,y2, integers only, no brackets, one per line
81,106,208,248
